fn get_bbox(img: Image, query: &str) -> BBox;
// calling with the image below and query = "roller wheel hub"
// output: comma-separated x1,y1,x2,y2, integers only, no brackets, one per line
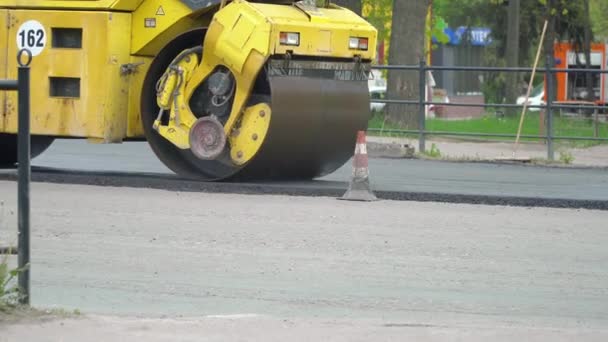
189,116,226,160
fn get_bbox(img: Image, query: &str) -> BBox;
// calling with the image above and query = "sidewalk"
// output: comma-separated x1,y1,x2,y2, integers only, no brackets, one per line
368,135,608,168
3,313,607,342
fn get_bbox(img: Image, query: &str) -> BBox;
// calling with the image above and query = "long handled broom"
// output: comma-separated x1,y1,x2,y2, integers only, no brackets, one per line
496,20,548,162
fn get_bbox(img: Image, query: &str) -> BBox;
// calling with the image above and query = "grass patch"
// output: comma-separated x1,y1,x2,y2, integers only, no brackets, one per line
558,150,575,164
0,252,27,314
369,111,608,147
368,112,411,138
422,143,442,158
0,200,22,314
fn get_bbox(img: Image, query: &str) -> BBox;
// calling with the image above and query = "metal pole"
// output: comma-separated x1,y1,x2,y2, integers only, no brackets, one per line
545,54,554,161
0,80,18,89
419,59,426,153
17,49,32,305
594,108,599,138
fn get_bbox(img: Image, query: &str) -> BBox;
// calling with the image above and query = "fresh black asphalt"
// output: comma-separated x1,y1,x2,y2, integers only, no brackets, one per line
1,139,607,210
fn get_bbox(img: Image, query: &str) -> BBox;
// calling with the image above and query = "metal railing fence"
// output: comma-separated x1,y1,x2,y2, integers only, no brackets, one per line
369,56,608,160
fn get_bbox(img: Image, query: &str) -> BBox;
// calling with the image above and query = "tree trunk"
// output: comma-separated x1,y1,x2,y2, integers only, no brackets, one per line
332,0,361,15
505,0,520,115
386,0,431,129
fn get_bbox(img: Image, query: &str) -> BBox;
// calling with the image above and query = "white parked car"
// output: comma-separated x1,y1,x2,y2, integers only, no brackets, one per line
369,85,387,112
368,70,442,115
516,83,545,111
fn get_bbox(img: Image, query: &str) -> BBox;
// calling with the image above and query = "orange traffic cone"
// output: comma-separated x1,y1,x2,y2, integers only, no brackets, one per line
339,131,378,202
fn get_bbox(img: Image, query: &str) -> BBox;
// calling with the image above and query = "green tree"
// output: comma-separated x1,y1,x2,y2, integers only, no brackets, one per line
590,0,608,40
360,0,448,64
505,0,521,115
432,0,597,104
362,0,393,51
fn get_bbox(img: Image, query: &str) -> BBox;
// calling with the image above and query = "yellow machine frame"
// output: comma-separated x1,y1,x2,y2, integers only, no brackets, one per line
1,0,377,165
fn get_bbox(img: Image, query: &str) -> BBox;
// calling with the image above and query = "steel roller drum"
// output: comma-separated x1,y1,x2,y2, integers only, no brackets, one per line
234,74,371,180
143,57,371,181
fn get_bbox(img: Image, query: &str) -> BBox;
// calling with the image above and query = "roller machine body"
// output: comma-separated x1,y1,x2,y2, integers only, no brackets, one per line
0,0,377,180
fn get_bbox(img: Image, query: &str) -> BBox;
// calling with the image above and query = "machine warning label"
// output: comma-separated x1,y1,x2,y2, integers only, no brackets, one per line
156,6,165,15
16,20,46,56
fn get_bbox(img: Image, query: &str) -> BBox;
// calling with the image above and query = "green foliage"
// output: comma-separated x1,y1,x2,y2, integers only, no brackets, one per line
0,254,27,312
424,143,442,158
362,0,392,43
362,0,448,63
559,150,575,164
547,1,589,45
590,0,608,40
428,15,450,51
428,0,599,105
361,0,599,110
434,0,597,51
362,0,602,64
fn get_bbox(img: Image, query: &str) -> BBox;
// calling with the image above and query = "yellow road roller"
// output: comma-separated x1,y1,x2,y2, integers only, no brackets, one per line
0,0,377,180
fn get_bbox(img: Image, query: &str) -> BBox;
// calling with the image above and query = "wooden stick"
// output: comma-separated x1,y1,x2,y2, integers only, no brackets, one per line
513,20,548,155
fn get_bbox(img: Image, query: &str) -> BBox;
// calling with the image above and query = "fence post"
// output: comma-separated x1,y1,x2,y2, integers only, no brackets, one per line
418,59,426,154
545,54,554,161
593,107,599,138
17,49,32,305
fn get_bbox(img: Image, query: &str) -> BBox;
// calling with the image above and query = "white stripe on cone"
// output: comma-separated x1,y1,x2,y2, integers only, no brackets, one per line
353,167,369,178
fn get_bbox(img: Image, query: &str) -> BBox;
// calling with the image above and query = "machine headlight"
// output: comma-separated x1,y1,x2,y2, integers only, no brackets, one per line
349,37,369,51
280,32,300,46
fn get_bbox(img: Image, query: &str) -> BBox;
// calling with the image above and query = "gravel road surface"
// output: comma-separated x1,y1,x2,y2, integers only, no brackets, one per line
1,181,607,340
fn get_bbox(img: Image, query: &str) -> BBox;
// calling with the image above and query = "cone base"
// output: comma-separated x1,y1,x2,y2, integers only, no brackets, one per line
339,177,378,202
338,189,378,202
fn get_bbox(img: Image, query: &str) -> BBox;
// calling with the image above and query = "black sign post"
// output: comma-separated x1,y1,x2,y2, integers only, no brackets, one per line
17,48,32,305
0,48,33,305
